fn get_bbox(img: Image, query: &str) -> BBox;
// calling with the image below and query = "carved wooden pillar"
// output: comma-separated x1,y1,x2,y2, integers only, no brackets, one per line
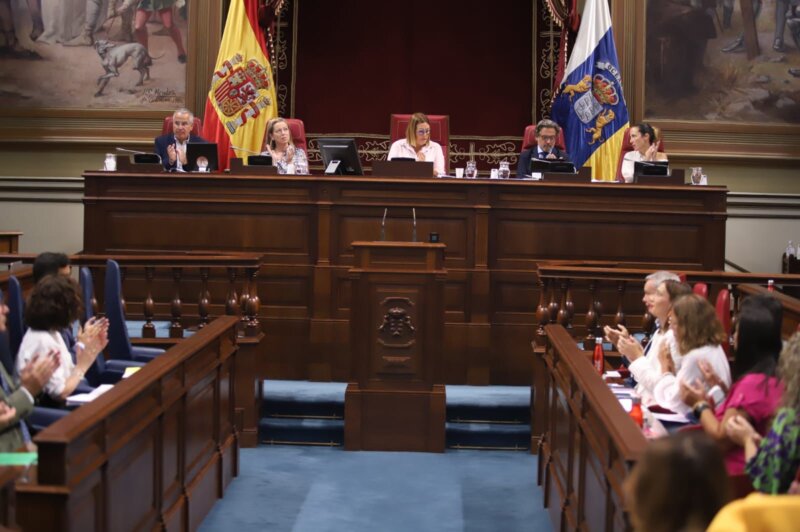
536,277,550,339
142,266,156,338
614,281,627,328
169,267,184,338
198,267,210,328
245,266,260,337
584,280,598,348
225,267,239,316
548,279,560,326
557,280,572,329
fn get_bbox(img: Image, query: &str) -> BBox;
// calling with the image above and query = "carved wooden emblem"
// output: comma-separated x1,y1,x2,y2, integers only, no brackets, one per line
377,306,416,348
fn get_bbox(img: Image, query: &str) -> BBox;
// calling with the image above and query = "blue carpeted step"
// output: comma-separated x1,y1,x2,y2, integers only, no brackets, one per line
259,417,344,446
262,380,346,418
446,422,530,451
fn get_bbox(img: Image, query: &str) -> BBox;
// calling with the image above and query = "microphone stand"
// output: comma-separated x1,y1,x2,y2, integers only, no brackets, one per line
412,208,417,243
380,208,387,241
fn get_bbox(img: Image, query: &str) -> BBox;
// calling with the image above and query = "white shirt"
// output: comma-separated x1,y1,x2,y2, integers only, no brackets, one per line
174,138,188,172
16,329,74,399
387,139,445,176
651,343,731,415
628,328,679,405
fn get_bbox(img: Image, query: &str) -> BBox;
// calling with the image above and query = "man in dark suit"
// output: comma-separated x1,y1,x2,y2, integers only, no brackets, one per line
0,301,59,451
516,119,570,178
154,108,208,171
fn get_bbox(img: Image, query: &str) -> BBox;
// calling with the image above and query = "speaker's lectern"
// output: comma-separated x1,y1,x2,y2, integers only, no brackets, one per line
344,241,446,452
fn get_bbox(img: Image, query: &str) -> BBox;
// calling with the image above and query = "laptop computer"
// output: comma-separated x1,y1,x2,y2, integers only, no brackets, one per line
186,142,219,172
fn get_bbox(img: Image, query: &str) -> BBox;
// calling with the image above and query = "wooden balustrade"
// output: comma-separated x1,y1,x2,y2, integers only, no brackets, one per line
17,316,242,531
0,253,264,339
535,324,646,531
535,264,800,345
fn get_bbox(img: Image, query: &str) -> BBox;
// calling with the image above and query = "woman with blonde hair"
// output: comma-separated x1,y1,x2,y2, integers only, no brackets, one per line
387,112,445,177
261,117,309,175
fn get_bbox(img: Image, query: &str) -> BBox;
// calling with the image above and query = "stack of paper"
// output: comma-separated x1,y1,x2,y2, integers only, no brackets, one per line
66,384,114,406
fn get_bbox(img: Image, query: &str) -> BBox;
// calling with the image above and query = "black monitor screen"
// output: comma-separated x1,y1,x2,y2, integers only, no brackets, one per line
530,158,576,174
318,137,363,175
186,142,219,172
634,160,669,177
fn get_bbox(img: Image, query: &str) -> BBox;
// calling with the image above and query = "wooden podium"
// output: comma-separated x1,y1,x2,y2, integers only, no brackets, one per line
344,241,447,452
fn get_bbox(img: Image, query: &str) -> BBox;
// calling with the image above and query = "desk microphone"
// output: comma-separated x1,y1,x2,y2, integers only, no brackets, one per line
380,208,388,241
115,147,162,164
231,145,264,155
412,208,417,243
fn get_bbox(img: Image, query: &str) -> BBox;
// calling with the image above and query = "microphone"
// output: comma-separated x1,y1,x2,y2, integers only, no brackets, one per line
231,145,264,155
380,208,387,241
412,208,417,243
115,147,162,164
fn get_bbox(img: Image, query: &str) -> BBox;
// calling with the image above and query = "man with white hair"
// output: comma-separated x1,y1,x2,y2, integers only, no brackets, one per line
154,108,207,171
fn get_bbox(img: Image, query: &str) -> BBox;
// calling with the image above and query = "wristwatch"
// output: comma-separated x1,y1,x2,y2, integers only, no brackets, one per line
693,401,711,418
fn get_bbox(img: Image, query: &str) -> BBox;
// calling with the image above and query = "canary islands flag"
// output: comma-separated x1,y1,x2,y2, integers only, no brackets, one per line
202,0,277,170
552,0,629,181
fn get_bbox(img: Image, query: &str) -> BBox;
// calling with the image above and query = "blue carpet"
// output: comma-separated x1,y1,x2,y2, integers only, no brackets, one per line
199,446,551,532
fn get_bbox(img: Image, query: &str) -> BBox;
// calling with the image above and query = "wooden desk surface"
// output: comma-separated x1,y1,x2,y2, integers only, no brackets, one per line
83,171,727,385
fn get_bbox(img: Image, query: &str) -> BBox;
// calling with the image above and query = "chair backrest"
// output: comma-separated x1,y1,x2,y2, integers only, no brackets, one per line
79,267,95,325
285,118,308,153
389,114,450,173
715,288,732,358
7,276,26,358
692,282,709,299
161,115,204,137
615,126,667,182
104,259,134,361
521,125,567,152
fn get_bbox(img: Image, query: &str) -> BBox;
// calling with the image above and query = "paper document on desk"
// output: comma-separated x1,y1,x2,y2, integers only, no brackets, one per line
650,411,691,424
122,366,142,379
67,384,114,406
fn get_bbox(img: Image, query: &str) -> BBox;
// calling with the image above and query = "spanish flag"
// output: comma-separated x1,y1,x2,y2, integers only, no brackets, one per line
202,0,277,170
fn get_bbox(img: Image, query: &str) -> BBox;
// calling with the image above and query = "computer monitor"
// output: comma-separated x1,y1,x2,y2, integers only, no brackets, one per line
186,142,219,172
530,158,576,174
318,137,363,175
633,160,669,177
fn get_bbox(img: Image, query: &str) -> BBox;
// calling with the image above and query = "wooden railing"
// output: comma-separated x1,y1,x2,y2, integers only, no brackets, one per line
535,264,800,345
0,252,264,338
17,316,240,532
536,324,644,531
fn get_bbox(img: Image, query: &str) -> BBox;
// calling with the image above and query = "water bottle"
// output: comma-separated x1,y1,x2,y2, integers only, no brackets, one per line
103,153,117,171
593,341,604,375
629,396,644,428
787,241,796,258
767,279,775,292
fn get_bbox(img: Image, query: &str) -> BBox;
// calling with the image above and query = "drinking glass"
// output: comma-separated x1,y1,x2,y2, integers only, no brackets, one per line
691,167,703,185
455,168,464,178
465,160,477,178
103,153,117,171
498,160,510,179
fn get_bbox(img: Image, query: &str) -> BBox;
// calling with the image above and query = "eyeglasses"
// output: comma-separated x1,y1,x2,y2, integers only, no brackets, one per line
538,135,556,141
416,129,431,135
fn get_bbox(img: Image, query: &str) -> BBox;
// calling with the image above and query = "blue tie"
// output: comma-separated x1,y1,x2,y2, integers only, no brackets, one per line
0,368,32,444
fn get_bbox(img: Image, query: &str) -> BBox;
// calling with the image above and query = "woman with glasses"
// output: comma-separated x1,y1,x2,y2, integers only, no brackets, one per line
387,112,445,177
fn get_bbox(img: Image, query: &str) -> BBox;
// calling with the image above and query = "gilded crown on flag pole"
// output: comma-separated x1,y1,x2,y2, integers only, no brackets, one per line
552,0,629,182
202,0,278,171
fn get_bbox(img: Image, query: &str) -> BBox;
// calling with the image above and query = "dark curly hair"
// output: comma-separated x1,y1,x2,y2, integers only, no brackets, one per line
25,275,82,331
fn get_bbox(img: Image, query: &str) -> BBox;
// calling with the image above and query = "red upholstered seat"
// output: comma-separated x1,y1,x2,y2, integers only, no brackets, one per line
521,125,566,151
615,127,666,182
715,288,732,357
693,282,709,299
284,118,308,153
390,114,450,173
161,115,203,136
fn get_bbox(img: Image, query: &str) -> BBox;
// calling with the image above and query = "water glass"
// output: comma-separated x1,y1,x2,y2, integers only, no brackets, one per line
465,160,477,178
455,168,464,178
103,153,117,171
490,169,499,179
691,167,703,185
498,160,510,179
